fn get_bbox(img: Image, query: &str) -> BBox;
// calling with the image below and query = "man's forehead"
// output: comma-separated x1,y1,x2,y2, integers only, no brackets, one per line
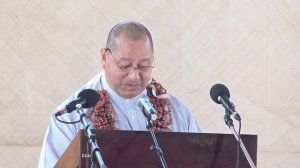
113,35,152,51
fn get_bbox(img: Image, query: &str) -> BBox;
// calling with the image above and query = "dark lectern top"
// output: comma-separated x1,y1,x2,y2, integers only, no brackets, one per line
55,130,257,168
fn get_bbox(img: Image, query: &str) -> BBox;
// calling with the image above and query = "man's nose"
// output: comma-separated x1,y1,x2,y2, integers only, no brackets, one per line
127,67,141,80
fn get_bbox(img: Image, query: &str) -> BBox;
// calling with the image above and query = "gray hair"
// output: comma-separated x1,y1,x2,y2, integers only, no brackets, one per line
106,21,154,52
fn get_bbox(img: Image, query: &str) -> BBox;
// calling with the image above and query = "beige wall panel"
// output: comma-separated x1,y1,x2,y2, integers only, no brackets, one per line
0,146,41,168
1,0,299,167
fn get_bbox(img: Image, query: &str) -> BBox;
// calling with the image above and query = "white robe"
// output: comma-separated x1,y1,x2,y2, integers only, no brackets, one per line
38,73,201,168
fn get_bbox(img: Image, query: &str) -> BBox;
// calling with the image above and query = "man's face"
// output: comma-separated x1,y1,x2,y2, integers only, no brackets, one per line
101,35,154,99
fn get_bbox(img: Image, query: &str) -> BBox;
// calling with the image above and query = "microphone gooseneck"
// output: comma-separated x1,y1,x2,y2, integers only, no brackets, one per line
210,83,256,168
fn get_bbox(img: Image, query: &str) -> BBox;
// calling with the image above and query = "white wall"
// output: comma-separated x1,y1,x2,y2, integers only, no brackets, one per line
0,0,299,167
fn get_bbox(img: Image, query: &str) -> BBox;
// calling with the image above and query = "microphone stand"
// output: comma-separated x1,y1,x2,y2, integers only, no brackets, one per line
146,119,168,168
224,111,256,168
76,106,107,168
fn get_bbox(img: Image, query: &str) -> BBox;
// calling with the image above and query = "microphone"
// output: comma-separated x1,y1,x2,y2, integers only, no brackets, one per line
210,84,241,121
55,89,99,116
138,98,157,121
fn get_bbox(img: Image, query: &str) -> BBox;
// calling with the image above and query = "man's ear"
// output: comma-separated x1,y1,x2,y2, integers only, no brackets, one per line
100,48,107,69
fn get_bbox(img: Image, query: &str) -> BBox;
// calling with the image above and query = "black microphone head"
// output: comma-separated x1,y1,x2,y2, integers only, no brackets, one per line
77,89,99,108
210,84,230,104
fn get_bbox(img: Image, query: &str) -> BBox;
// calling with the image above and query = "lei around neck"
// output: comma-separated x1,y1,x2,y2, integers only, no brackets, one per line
87,78,172,132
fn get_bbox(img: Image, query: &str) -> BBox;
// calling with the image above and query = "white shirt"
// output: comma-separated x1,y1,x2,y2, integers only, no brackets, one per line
38,72,201,168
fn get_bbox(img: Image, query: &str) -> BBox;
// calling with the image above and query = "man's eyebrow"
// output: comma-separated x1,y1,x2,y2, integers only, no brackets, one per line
117,57,153,62
116,57,132,62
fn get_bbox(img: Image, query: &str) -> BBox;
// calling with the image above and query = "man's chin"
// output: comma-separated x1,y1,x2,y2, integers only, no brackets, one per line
119,90,142,99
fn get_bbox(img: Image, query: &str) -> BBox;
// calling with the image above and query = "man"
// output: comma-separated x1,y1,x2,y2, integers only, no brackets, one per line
38,21,201,167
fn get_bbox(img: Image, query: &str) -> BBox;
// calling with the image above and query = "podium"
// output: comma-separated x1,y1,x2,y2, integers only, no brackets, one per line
55,130,257,168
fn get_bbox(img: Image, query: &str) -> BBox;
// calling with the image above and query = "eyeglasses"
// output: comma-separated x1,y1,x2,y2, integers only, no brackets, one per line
105,48,154,73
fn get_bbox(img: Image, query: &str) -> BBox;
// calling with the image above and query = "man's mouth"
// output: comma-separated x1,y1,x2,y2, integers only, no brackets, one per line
123,84,140,90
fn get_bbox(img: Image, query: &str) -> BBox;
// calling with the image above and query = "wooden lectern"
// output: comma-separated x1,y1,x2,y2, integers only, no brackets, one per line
55,130,257,168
